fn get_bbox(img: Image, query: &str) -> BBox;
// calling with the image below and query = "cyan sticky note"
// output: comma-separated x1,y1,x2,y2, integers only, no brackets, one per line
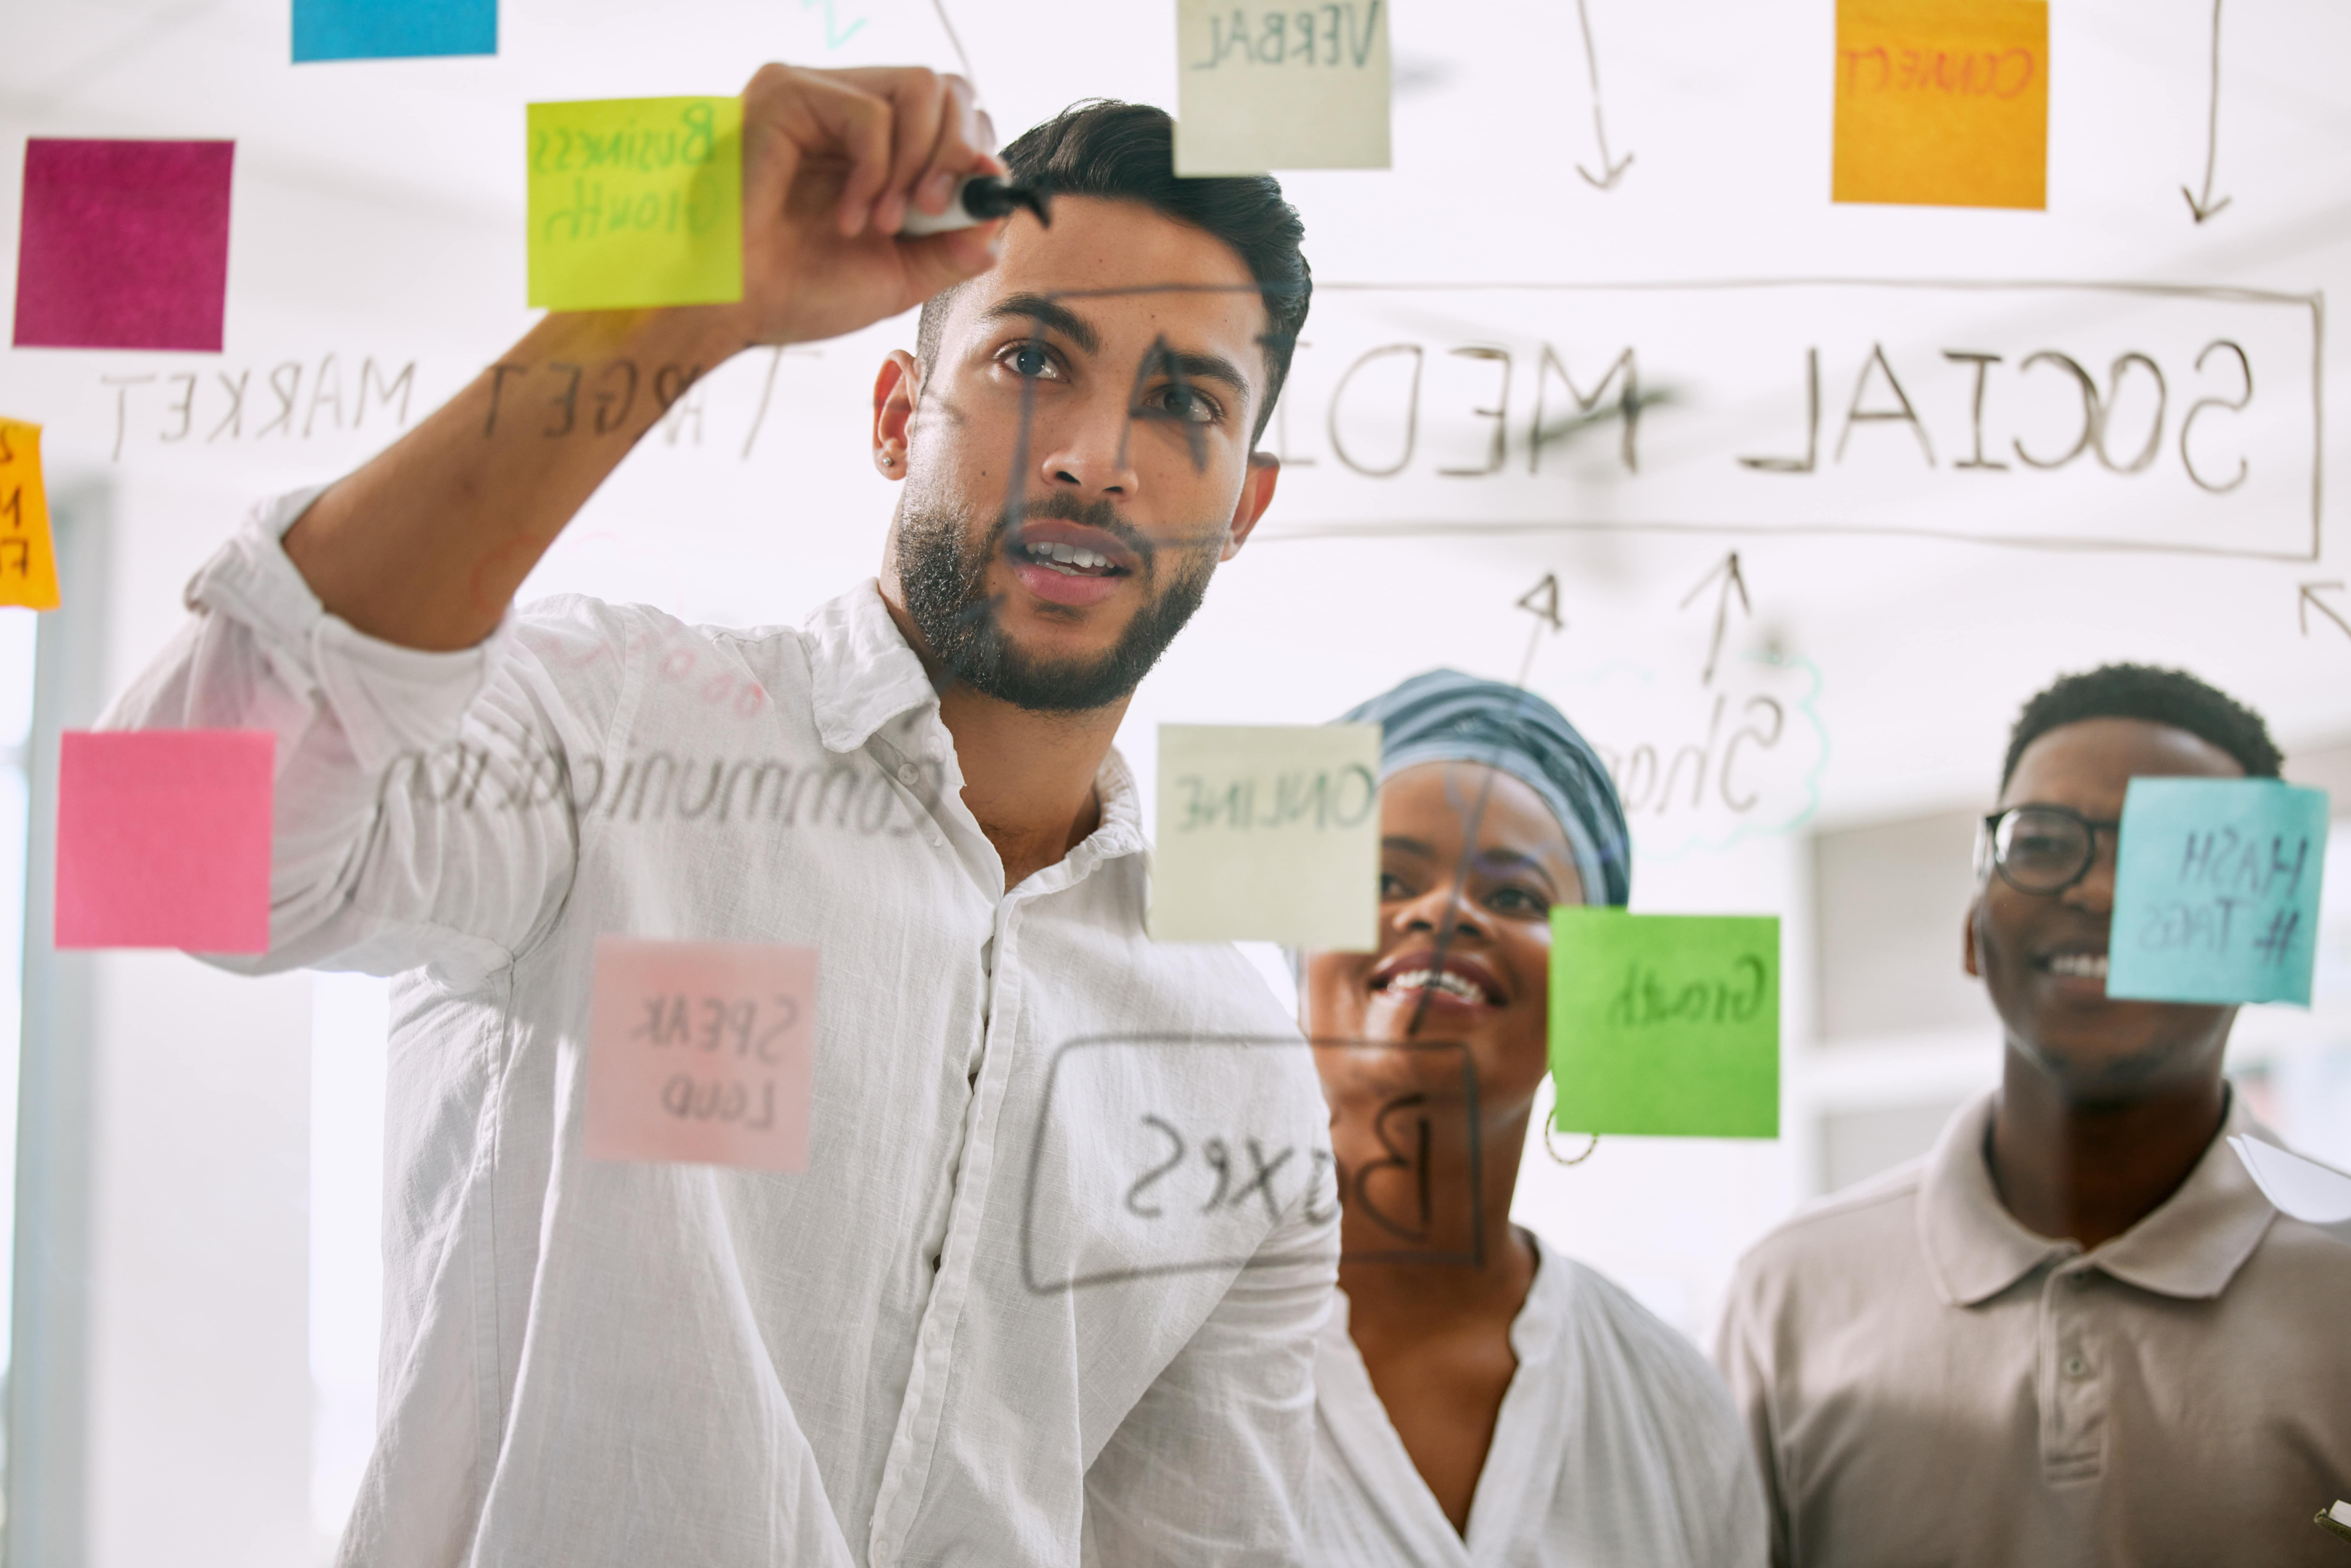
2107,777,2330,1006
56,730,274,953
293,0,497,62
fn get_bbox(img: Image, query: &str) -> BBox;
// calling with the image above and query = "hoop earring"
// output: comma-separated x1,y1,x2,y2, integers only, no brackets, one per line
1545,1122,1600,1166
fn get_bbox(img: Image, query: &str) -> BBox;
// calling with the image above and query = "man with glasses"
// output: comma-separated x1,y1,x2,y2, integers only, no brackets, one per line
1715,663,2351,1567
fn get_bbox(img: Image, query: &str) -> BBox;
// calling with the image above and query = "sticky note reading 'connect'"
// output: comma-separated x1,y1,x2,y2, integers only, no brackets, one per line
14,139,235,351
0,420,59,610
527,97,743,312
1833,0,2046,210
57,730,273,952
584,938,818,1172
2107,778,2329,1006
1173,0,1392,175
1152,724,1381,949
294,0,497,62
1549,910,1780,1139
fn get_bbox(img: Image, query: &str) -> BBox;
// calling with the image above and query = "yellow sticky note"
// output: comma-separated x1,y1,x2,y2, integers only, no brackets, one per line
1152,723,1381,948
526,97,744,311
1832,0,2046,210
1173,0,1391,175
0,420,60,611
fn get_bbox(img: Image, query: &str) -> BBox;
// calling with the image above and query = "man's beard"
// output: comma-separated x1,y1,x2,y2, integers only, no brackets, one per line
898,494,1218,714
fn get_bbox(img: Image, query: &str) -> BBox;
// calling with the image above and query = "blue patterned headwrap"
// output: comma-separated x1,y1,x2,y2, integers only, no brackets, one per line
1340,669,1631,908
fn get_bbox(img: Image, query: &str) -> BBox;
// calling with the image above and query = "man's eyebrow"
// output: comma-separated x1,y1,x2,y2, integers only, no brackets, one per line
1151,346,1252,400
983,293,1101,356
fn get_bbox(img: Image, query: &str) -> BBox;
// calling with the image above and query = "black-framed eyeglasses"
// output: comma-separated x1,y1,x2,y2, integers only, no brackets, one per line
1979,804,2124,896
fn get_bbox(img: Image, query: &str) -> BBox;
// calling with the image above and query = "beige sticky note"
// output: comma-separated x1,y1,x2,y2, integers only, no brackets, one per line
584,937,817,1172
1833,0,2047,209
0,419,60,610
1152,723,1381,948
1173,0,1392,175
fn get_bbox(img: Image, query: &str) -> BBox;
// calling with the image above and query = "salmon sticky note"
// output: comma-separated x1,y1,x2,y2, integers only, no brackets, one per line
1832,0,2046,210
584,938,817,1172
1174,0,1392,175
14,139,235,351
1152,723,1381,948
526,98,743,311
57,730,274,952
0,420,59,610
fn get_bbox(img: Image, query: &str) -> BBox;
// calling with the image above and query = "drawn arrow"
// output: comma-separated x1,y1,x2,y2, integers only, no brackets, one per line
1573,0,1635,190
1515,572,1565,633
803,0,867,48
1678,552,1749,686
2183,0,2233,223
2299,581,2351,642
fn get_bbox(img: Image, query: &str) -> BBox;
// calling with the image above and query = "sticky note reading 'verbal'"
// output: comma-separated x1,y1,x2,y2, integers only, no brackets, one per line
13,139,235,352
1833,0,2046,210
293,0,497,62
2106,778,2329,1006
1549,910,1780,1138
57,730,274,952
527,97,744,312
1152,724,1382,949
1173,0,1391,175
584,938,818,1172
0,420,59,610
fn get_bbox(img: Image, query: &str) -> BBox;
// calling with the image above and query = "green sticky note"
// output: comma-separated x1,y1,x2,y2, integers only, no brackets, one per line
2107,778,2330,1006
526,97,743,311
1549,910,1780,1138
1152,724,1381,948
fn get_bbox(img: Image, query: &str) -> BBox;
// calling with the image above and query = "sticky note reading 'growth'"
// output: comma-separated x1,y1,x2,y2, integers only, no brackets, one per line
57,730,274,952
14,139,235,351
1833,0,2046,210
1152,724,1381,948
584,938,818,1172
294,0,497,62
1173,0,1392,174
0,420,59,610
1550,910,1780,1139
527,97,743,312
2106,778,2329,1006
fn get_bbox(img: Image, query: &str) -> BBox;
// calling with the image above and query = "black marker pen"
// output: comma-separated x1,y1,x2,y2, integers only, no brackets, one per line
899,175,1051,236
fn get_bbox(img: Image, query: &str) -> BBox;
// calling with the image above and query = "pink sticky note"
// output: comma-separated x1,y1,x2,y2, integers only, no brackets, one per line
57,730,274,952
14,139,235,352
584,938,818,1172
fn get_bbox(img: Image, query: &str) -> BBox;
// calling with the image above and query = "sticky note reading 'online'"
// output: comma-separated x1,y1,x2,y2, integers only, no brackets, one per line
1833,0,2046,210
294,0,497,62
1152,724,1381,949
1549,910,1780,1139
584,938,818,1173
14,139,235,352
0,420,59,610
527,97,743,312
57,730,274,952
2106,778,2329,1006
1173,0,1392,175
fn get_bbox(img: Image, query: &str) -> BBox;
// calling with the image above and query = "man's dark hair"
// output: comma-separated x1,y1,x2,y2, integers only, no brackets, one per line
2002,663,2283,789
914,99,1311,443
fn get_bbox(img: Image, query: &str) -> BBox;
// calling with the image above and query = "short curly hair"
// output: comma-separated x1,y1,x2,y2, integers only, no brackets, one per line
2001,663,2282,790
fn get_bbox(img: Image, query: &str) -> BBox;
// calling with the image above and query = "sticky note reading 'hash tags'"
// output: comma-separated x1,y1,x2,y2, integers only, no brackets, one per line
1833,0,2047,210
14,138,235,351
57,730,274,953
584,938,818,1173
1152,724,1382,950
1173,0,1392,175
0,420,59,610
527,97,743,312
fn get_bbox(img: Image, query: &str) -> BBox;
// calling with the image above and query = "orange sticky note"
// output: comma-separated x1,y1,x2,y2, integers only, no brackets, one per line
584,938,817,1172
1833,0,2047,210
0,419,59,610
57,730,274,952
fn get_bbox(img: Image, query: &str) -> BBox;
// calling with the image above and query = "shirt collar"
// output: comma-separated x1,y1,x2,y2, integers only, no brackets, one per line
802,581,946,755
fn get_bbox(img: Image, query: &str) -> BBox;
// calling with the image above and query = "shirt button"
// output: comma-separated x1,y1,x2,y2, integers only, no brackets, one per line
897,764,920,785
2069,1271,2093,1289
2063,1353,2090,1379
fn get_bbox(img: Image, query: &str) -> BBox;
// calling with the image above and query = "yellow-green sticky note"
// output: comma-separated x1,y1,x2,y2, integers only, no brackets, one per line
526,97,743,311
1550,910,1780,1138
1832,0,2047,210
0,419,60,611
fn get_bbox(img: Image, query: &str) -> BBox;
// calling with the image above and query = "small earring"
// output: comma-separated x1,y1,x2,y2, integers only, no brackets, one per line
1541,1081,1599,1165
879,453,894,467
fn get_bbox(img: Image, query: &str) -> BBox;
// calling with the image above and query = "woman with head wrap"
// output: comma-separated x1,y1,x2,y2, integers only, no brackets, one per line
1302,670,1765,1568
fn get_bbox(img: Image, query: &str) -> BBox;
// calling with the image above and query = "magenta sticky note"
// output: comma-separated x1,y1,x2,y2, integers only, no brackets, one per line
56,730,274,952
14,139,235,352
584,938,818,1173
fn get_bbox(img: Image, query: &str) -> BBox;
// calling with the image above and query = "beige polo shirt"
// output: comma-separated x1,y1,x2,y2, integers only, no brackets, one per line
1716,1091,2351,1568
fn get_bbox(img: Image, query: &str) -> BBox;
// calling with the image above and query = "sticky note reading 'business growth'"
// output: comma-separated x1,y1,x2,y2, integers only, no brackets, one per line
0,420,59,610
1550,910,1780,1139
57,730,274,952
1833,0,2047,210
294,0,497,62
584,938,818,1172
2106,778,2329,1006
1173,0,1392,175
527,97,743,312
14,139,235,351
1152,724,1382,949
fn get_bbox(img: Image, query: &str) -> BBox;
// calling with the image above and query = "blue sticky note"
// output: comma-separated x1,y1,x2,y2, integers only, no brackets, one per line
2107,778,2331,1006
293,0,496,61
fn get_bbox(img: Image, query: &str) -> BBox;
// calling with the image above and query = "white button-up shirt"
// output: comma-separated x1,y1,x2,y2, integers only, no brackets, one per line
106,492,1339,1568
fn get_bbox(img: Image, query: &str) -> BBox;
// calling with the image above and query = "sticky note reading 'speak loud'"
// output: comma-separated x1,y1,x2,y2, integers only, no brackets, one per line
2107,778,2329,1006
526,97,743,312
1833,0,2047,210
1174,0,1392,174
